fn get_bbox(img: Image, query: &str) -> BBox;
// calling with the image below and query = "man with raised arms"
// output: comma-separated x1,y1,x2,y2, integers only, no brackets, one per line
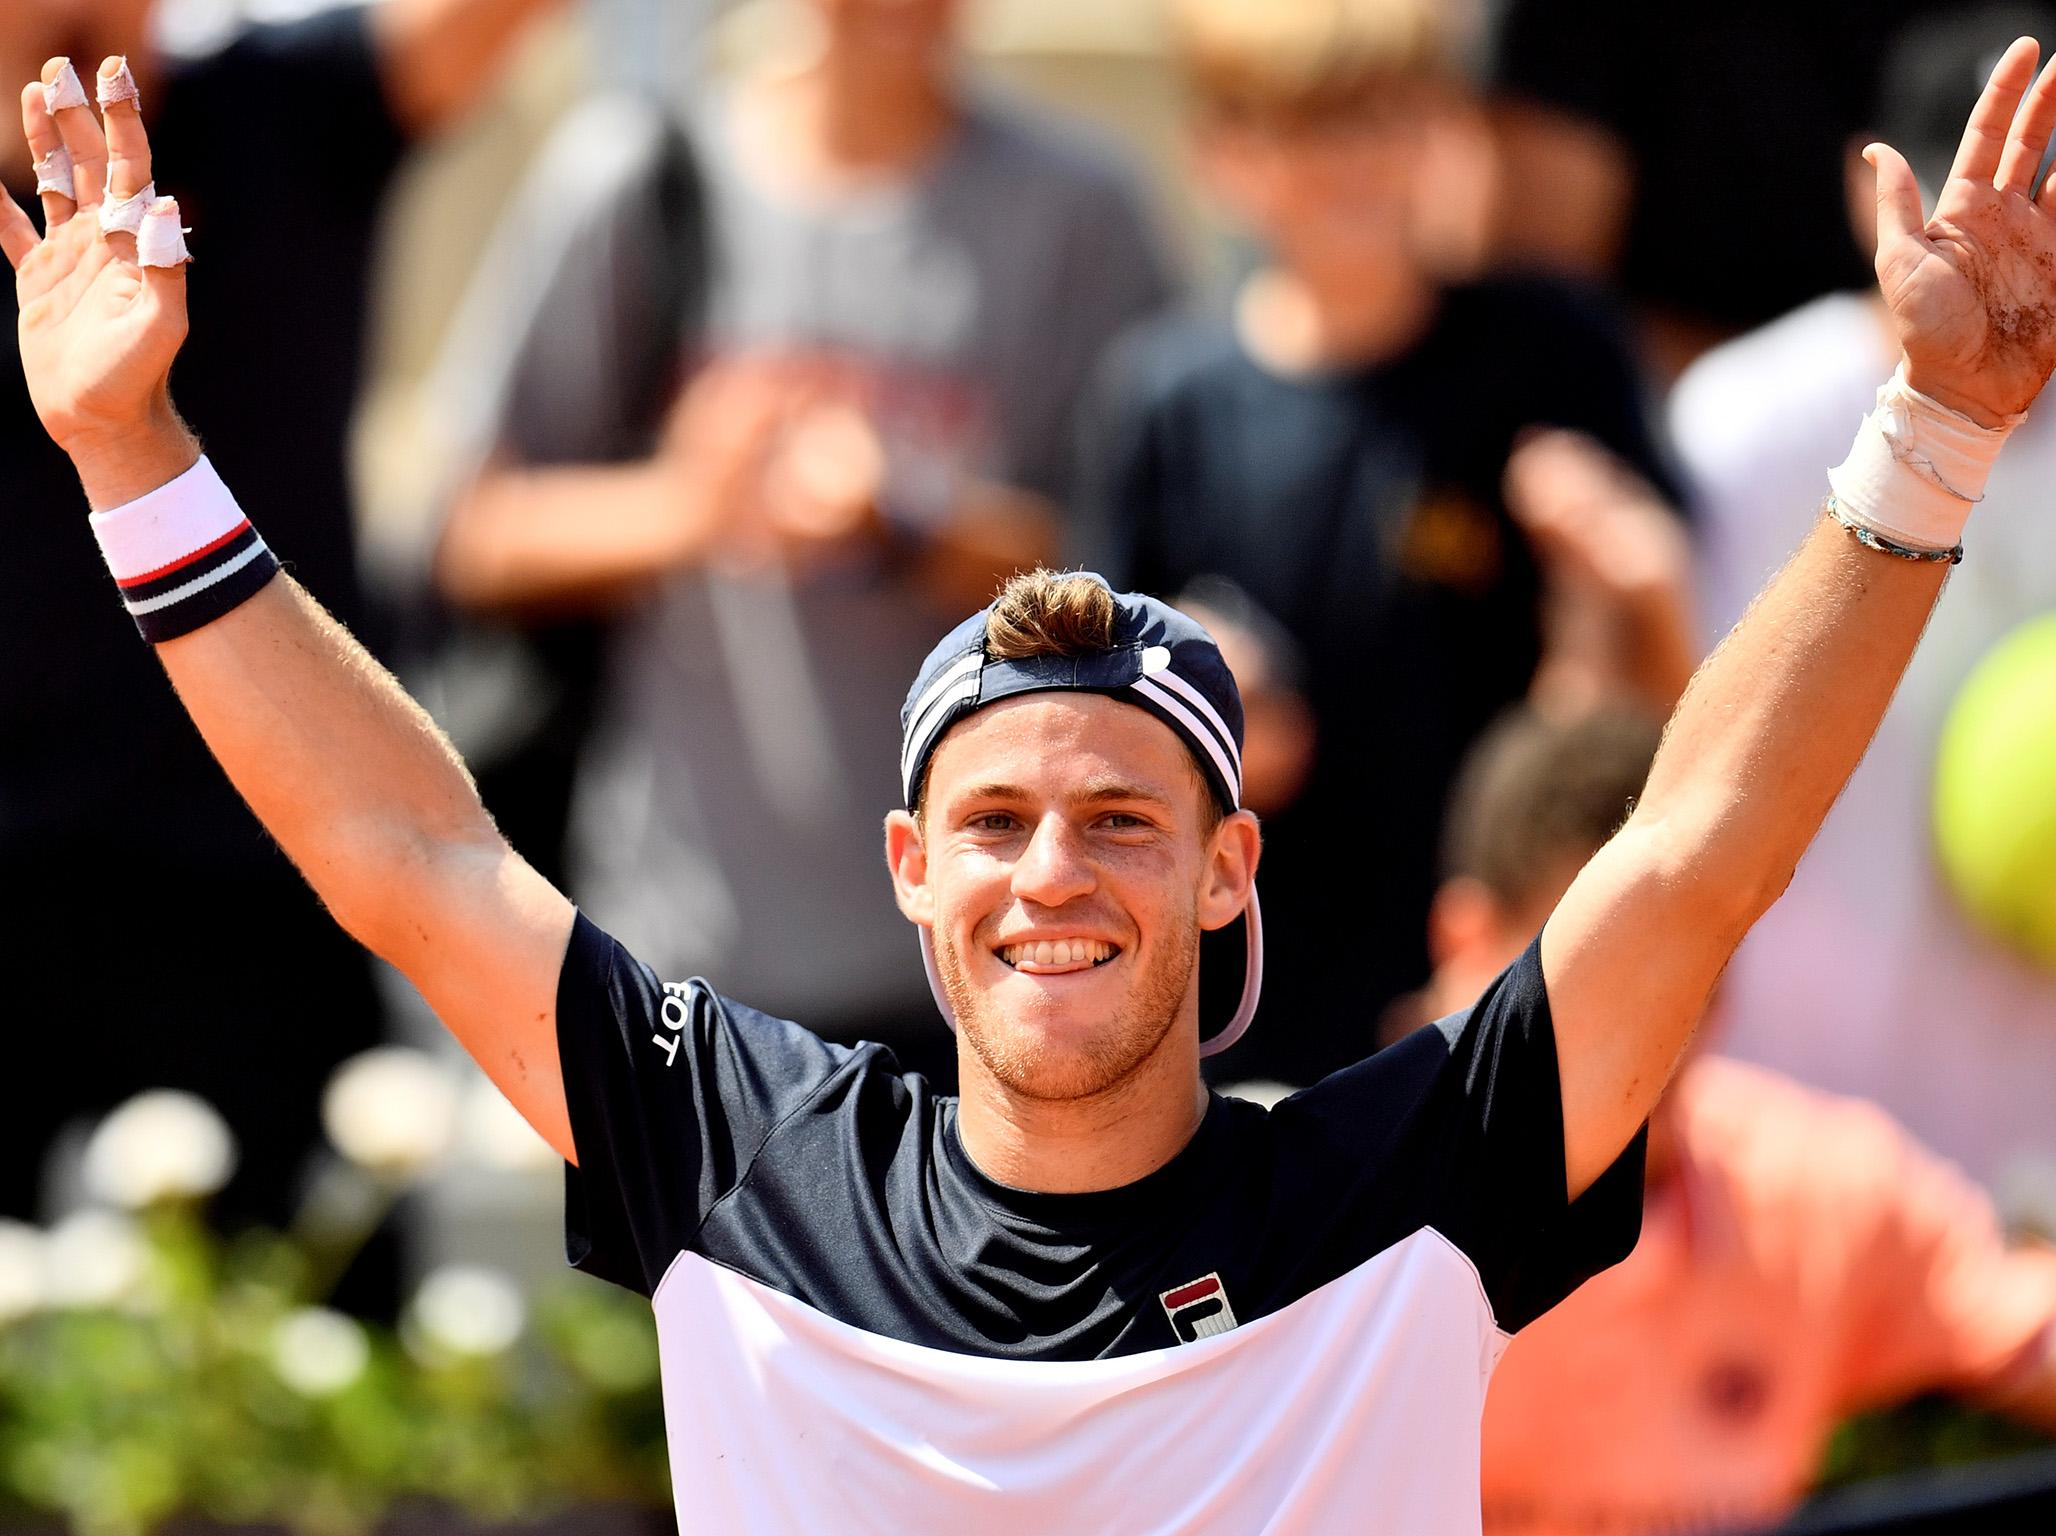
8,39,2056,1536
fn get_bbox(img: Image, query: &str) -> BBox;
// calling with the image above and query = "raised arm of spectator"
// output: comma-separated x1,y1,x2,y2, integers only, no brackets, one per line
372,0,569,136
1541,39,2056,1200
2,62,578,1164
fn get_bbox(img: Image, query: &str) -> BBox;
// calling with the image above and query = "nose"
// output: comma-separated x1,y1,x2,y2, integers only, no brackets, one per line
1010,812,1097,909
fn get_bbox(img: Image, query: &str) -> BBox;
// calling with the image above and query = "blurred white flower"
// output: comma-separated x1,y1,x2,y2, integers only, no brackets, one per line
0,1221,47,1324
44,1210,147,1309
82,1089,238,1209
322,1047,458,1179
456,1077,557,1174
270,1306,370,1397
409,1265,525,1358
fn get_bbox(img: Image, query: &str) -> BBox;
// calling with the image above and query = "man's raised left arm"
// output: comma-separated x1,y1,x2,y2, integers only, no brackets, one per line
1543,36,2056,1199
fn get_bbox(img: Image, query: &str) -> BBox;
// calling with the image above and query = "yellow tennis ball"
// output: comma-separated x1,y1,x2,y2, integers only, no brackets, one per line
1934,613,2056,971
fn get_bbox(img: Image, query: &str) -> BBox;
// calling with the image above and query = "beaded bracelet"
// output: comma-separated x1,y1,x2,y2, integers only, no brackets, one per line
1825,496,1964,566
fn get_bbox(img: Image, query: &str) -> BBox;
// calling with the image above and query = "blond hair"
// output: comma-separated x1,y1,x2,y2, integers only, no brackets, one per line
1172,0,1459,120
983,569,1119,661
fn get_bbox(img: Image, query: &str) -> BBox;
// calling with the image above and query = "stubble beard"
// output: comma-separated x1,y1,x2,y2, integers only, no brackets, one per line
934,910,1200,1104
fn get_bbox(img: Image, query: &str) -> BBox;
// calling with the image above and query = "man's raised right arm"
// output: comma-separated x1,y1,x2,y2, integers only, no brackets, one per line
155,568,579,1164
3,58,579,1164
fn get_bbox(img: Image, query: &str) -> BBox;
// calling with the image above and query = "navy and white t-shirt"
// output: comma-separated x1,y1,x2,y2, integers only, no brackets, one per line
557,913,1644,1533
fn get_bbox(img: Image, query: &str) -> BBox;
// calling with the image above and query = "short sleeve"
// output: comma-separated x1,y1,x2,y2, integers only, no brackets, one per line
554,912,850,1296
1828,1109,2056,1409
429,98,705,484
1311,941,1646,1333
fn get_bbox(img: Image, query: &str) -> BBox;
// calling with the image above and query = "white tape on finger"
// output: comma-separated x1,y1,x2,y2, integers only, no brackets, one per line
136,198,190,268
96,59,139,108
99,180,156,237
33,147,74,199
42,61,88,113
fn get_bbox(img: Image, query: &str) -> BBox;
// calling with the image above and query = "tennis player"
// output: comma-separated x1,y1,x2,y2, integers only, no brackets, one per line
9,37,2056,1534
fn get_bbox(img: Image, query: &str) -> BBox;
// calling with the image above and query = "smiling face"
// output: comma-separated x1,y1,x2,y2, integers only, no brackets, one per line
886,693,1259,1105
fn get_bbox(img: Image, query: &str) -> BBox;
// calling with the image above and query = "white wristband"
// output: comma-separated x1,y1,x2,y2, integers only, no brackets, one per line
88,456,278,642
1827,364,2020,552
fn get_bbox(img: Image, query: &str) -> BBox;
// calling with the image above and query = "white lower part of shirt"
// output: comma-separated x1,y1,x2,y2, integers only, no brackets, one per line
648,1228,1507,1534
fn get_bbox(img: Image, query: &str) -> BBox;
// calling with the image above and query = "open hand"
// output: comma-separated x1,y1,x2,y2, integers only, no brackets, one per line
1871,37,2056,425
1,56,192,503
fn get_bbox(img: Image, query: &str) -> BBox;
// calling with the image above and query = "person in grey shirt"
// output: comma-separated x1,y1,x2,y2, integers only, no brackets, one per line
430,0,1175,1079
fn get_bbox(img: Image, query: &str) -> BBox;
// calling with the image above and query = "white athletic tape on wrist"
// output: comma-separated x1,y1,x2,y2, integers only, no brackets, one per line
96,59,139,108
89,456,279,643
1827,364,2020,552
42,61,88,113
98,179,155,237
33,146,73,198
136,198,190,268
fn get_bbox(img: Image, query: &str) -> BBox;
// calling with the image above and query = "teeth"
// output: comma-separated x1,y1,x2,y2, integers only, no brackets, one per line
1000,940,1114,968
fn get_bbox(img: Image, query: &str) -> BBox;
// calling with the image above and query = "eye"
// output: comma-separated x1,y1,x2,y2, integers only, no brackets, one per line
1097,811,1151,831
966,811,1020,834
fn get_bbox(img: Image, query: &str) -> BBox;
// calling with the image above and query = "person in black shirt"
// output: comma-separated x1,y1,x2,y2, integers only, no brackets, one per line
1083,0,1692,1087
10,33,2056,1531
0,0,562,1234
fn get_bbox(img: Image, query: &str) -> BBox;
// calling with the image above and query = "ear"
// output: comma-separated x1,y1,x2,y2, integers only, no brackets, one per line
1198,809,1263,932
884,809,935,928
1427,876,1502,971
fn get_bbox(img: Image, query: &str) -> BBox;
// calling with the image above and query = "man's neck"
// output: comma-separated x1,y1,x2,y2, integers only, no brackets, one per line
746,52,957,190
1237,263,1438,375
955,1035,1210,1195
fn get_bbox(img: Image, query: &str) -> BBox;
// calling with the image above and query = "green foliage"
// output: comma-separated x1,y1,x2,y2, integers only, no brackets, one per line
0,1207,669,1536
1817,1393,2055,1491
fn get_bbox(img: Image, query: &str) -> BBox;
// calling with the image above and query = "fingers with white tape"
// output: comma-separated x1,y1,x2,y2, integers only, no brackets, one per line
41,59,87,113
96,58,139,109
96,53,152,257
40,58,106,213
136,197,190,269
20,80,73,219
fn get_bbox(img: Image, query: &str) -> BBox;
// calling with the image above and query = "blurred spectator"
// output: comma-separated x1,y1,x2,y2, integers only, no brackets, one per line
1079,0,1687,1088
1407,709,2056,1536
1486,0,1972,379
1671,2,2056,1193
429,0,1175,1083
0,0,561,1242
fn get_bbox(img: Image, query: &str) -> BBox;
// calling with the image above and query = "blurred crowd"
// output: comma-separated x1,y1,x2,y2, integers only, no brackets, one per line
6,0,2056,1531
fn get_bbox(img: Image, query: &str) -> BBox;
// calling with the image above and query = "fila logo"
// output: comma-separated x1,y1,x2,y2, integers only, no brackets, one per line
1160,1272,1238,1342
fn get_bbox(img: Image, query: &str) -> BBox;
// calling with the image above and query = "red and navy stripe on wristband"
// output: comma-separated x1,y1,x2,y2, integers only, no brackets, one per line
88,456,281,643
